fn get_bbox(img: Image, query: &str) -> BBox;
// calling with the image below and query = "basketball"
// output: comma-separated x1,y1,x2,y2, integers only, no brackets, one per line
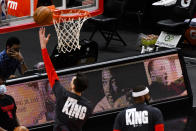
33,6,53,26
14,126,29,131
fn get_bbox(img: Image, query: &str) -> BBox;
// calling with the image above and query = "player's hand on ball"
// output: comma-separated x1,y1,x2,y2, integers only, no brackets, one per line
39,27,51,49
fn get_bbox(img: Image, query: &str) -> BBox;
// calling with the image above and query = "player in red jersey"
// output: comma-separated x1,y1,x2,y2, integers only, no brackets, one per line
39,27,93,131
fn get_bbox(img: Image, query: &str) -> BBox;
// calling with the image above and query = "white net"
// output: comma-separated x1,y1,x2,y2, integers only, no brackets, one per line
53,10,89,53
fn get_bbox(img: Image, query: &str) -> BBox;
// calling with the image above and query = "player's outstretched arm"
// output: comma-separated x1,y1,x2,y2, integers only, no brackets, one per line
39,27,59,88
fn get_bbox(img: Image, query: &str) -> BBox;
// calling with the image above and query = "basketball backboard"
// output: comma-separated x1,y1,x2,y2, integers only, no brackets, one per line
0,0,103,34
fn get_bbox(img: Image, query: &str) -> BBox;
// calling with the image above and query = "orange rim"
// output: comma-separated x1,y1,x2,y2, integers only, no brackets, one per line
47,5,56,11
53,9,90,21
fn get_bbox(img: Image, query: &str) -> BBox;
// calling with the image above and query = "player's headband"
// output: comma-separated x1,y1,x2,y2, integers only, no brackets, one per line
132,87,149,97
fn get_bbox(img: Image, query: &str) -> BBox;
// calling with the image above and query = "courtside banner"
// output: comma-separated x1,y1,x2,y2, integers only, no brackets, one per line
7,0,38,17
6,75,72,126
5,50,189,127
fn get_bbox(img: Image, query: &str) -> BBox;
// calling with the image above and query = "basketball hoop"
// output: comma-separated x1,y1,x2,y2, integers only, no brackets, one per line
53,9,90,53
